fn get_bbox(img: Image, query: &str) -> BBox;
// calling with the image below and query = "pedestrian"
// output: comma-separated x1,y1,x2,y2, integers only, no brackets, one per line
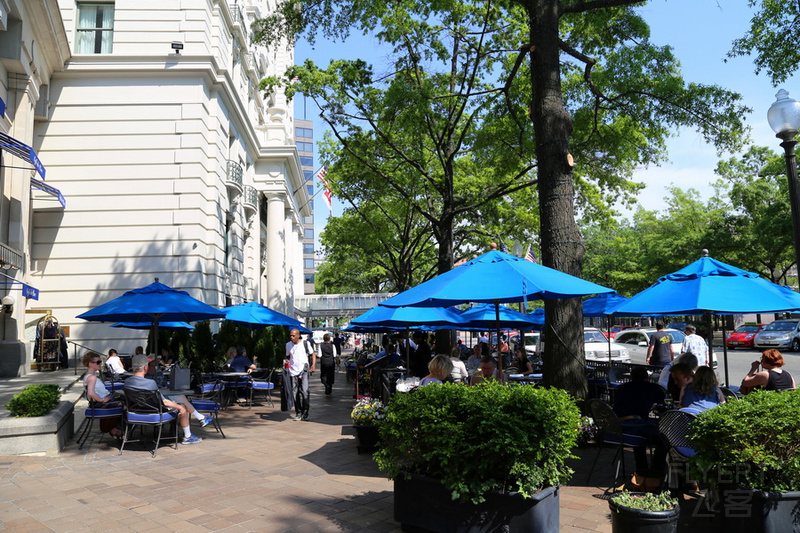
646,321,673,367
286,328,316,421
681,325,709,366
317,333,339,395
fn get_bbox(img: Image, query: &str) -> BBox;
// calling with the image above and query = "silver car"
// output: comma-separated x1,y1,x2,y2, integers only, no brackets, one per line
753,319,800,351
613,328,685,364
538,327,630,362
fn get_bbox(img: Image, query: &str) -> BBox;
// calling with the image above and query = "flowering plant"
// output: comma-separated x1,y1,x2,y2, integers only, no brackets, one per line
351,397,387,426
577,415,598,445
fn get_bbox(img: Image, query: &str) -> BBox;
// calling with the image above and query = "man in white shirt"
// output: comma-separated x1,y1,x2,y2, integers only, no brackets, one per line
680,325,709,366
286,329,316,421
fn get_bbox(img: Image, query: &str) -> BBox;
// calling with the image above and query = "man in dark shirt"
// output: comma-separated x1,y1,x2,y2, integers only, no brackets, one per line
646,322,673,367
409,331,432,378
612,366,667,475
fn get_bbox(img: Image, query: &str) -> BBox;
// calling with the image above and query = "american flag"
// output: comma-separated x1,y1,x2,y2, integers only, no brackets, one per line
315,165,333,212
525,246,537,263
290,76,300,84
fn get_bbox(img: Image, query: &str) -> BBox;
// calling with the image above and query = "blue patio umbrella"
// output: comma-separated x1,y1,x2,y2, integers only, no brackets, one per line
380,250,614,308
458,303,543,330
77,279,225,355
611,252,800,383
111,321,194,330
582,292,630,362
221,301,311,333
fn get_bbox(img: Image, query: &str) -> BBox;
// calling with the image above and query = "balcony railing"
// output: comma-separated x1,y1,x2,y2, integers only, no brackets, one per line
0,242,23,270
243,185,257,216
226,160,243,198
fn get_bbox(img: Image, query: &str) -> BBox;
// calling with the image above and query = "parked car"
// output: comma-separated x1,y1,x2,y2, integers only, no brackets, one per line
538,327,630,362
615,327,719,367
725,324,767,350
613,328,686,363
753,319,800,351
606,325,634,339
666,322,688,332
521,332,540,357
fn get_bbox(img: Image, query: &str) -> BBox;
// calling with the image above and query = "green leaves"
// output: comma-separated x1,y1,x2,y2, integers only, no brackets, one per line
374,382,580,504
5,384,60,417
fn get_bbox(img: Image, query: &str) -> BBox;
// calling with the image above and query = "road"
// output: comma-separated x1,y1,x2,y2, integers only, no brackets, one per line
627,344,800,387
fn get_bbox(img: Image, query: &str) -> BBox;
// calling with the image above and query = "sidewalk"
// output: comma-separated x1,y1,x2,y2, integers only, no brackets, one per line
0,365,714,532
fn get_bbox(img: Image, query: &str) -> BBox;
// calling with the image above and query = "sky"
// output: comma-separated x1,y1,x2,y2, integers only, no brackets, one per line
294,1,800,249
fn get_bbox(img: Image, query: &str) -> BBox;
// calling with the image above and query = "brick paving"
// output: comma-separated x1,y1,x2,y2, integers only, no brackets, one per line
0,365,716,532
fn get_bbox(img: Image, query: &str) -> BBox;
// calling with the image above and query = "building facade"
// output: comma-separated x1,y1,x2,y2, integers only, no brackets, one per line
295,117,315,294
0,0,307,376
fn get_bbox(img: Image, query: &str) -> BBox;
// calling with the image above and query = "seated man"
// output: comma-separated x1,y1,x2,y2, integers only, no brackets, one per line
469,355,500,385
612,366,667,475
229,346,257,373
124,354,210,445
667,362,694,400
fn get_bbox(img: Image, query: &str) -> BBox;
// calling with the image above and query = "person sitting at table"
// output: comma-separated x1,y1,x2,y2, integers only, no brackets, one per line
375,342,403,366
82,351,123,438
420,354,453,386
739,349,796,394
679,365,725,412
124,354,211,444
105,348,126,377
449,347,469,383
510,346,534,376
666,362,694,400
466,344,482,373
229,346,256,373
470,355,501,385
158,347,175,368
613,366,667,476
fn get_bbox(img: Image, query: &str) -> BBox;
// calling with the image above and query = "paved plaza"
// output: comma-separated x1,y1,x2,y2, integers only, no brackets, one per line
0,365,717,532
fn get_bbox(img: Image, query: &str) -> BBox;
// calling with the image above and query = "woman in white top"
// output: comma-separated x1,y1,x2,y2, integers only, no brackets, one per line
449,347,469,383
105,348,126,376
82,351,123,437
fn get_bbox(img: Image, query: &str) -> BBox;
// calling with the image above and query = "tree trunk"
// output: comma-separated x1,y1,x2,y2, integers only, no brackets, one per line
528,0,587,398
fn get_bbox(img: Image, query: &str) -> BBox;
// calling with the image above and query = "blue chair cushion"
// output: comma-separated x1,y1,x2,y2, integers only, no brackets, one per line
191,400,220,411
103,381,126,391
251,382,274,390
127,411,178,424
674,446,697,458
85,407,123,417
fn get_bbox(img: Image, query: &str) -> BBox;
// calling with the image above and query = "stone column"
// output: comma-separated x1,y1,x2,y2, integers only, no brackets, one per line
265,193,286,312
283,213,295,312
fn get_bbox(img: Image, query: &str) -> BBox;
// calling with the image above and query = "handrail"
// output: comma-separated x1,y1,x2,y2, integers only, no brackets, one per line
68,340,105,375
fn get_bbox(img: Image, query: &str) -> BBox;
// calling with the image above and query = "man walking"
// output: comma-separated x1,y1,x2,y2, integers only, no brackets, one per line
286,329,316,421
646,322,673,367
681,324,709,366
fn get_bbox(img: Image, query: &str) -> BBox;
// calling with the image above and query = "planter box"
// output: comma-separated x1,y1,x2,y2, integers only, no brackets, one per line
0,401,74,455
354,424,380,454
608,495,679,533
718,489,800,533
394,473,559,532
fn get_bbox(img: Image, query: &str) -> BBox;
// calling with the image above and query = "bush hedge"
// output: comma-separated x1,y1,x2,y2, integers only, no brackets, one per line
5,384,61,417
689,389,800,492
374,381,580,504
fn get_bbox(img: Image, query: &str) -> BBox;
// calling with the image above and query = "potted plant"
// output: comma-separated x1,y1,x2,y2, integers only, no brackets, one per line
374,381,580,532
608,490,679,533
576,415,598,447
351,397,386,453
689,389,800,533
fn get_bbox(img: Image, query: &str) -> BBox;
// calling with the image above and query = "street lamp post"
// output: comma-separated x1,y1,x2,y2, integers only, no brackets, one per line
768,89,800,287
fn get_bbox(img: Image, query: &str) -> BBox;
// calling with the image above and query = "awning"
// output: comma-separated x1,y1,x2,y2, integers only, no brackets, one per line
0,131,45,179
30,177,66,208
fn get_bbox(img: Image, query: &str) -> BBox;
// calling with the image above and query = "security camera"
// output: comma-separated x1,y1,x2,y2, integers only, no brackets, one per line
2,295,14,314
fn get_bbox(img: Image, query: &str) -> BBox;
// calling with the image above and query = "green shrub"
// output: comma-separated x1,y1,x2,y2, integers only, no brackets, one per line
611,490,678,511
5,384,61,417
689,389,800,492
374,381,580,504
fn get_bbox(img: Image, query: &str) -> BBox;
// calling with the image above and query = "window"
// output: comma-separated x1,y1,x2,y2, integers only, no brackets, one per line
303,244,314,254
300,156,313,167
304,274,315,285
304,170,314,180
297,127,313,139
296,141,314,153
304,259,315,269
306,184,313,195
76,3,114,54
304,228,314,239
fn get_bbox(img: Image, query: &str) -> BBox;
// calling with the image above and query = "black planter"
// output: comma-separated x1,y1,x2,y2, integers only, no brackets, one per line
394,472,559,533
354,424,381,454
608,495,679,533
717,489,800,533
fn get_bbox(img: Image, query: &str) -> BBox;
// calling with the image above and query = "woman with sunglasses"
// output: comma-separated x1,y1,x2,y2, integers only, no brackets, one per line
82,351,123,438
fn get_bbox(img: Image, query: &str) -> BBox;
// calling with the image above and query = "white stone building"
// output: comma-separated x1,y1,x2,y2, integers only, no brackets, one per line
0,0,309,376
